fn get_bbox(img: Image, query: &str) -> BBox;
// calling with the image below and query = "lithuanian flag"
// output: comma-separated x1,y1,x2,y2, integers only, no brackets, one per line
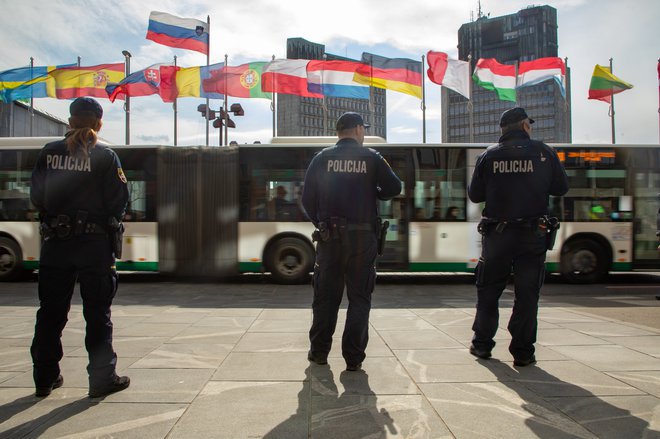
588,64,633,103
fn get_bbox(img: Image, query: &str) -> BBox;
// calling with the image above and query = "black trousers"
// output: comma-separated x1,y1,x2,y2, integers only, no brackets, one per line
309,231,377,366
31,235,118,388
471,224,547,360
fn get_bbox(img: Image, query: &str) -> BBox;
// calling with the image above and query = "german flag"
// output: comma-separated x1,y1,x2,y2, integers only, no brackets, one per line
353,53,422,99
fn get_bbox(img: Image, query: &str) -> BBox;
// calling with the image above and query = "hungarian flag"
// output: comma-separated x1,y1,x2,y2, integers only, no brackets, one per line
262,59,322,98
588,64,633,103
473,58,516,102
202,62,271,99
426,51,470,99
353,52,422,99
517,57,566,97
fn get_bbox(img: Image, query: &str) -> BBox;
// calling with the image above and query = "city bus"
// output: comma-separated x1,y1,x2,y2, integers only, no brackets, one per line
1,137,658,283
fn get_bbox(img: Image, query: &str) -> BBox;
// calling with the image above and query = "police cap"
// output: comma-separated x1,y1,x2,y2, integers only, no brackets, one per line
336,112,370,131
499,107,534,127
70,97,103,119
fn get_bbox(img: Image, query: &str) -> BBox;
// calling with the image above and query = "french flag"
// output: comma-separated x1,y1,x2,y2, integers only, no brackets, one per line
146,11,209,55
262,59,322,98
306,60,370,100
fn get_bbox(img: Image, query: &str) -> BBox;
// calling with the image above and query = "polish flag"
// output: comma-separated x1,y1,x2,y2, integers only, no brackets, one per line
262,59,322,98
426,51,471,99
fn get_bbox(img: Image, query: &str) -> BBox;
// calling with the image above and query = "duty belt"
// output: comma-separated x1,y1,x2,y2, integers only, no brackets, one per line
41,212,108,241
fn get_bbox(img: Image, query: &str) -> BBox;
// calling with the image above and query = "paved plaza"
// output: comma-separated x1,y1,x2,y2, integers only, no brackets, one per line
0,275,659,438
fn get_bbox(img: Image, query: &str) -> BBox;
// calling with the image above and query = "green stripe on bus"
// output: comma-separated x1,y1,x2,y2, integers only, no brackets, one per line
408,262,474,272
116,261,159,271
239,262,263,272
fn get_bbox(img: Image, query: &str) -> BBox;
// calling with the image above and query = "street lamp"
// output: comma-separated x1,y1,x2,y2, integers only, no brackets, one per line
121,50,132,145
198,103,244,146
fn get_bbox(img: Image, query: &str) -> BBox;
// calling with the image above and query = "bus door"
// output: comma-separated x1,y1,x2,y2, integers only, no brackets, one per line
376,149,409,270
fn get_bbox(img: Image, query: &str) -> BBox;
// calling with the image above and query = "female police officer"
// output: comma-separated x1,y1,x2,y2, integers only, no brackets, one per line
30,97,130,397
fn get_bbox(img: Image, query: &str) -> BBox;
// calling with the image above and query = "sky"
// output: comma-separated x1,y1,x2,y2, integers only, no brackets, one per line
2,0,659,146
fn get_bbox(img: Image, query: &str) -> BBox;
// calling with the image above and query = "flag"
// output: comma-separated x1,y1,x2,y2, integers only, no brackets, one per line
172,62,225,101
146,11,209,55
202,62,272,99
261,59,322,98
306,60,370,99
426,51,470,99
49,64,125,99
517,57,566,97
0,64,73,102
353,53,423,99
106,64,175,102
472,58,516,102
588,64,633,103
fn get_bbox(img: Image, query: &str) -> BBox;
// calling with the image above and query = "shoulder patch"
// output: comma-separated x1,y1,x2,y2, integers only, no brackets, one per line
117,167,127,184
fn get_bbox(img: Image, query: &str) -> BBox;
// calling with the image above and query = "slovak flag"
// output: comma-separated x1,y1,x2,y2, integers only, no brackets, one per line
146,11,209,55
106,64,174,102
306,60,370,100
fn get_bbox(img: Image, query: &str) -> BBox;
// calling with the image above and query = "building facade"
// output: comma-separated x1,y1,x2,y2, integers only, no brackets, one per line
1,101,68,137
442,5,571,144
277,38,386,139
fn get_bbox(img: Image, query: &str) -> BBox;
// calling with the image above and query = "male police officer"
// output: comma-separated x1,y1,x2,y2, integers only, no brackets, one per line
30,97,130,397
302,112,401,371
468,107,568,367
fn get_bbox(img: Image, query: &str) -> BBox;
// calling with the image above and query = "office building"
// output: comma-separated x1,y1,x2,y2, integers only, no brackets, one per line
1,101,68,137
277,38,386,139
442,5,571,143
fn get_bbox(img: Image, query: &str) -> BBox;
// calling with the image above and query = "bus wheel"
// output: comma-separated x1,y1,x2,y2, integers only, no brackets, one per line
560,239,608,284
267,237,314,284
0,237,24,282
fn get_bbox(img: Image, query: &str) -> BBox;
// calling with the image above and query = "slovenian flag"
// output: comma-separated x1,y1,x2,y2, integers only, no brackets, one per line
306,60,370,100
517,57,566,97
473,58,516,102
146,11,209,55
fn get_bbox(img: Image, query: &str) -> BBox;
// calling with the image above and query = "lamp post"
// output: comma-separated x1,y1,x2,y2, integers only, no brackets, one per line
121,50,132,145
198,103,244,146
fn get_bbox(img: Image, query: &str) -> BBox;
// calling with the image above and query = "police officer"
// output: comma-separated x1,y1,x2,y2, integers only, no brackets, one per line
30,97,130,397
302,112,401,371
468,107,568,367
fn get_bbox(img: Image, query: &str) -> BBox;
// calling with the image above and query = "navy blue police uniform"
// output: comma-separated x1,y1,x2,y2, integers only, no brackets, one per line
302,113,401,370
30,99,129,395
468,107,568,365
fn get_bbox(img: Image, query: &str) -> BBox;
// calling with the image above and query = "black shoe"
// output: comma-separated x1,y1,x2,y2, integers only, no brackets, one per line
345,363,362,372
35,375,63,397
469,344,492,360
513,355,537,367
89,375,130,398
307,351,328,365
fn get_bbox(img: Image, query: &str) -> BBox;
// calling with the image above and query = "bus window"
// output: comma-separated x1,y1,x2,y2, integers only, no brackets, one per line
562,169,626,222
0,149,39,221
412,148,466,221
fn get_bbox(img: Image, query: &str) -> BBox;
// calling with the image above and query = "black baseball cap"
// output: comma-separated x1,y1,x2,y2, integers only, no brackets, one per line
70,97,103,119
336,112,370,131
499,107,534,127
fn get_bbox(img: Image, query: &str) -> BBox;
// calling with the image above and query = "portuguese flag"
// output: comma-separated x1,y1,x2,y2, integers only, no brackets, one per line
202,62,272,99
588,64,633,103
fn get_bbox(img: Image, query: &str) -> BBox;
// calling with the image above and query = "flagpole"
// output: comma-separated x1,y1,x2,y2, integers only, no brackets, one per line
205,15,210,147
121,51,131,145
173,55,178,146
224,54,228,146
657,58,660,143
468,54,474,143
421,54,426,143
564,57,571,143
29,57,34,137
514,60,519,106
609,57,616,144
271,55,276,139
322,54,328,136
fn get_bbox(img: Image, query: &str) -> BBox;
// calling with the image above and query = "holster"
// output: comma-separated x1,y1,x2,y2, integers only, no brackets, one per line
545,216,560,250
377,218,390,256
312,221,331,243
108,217,124,259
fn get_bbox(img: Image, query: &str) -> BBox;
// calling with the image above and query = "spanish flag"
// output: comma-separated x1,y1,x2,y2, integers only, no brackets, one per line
353,52,422,99
48,63,125,99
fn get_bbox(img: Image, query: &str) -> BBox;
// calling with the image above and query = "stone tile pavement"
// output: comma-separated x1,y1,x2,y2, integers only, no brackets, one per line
0,275,658,438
